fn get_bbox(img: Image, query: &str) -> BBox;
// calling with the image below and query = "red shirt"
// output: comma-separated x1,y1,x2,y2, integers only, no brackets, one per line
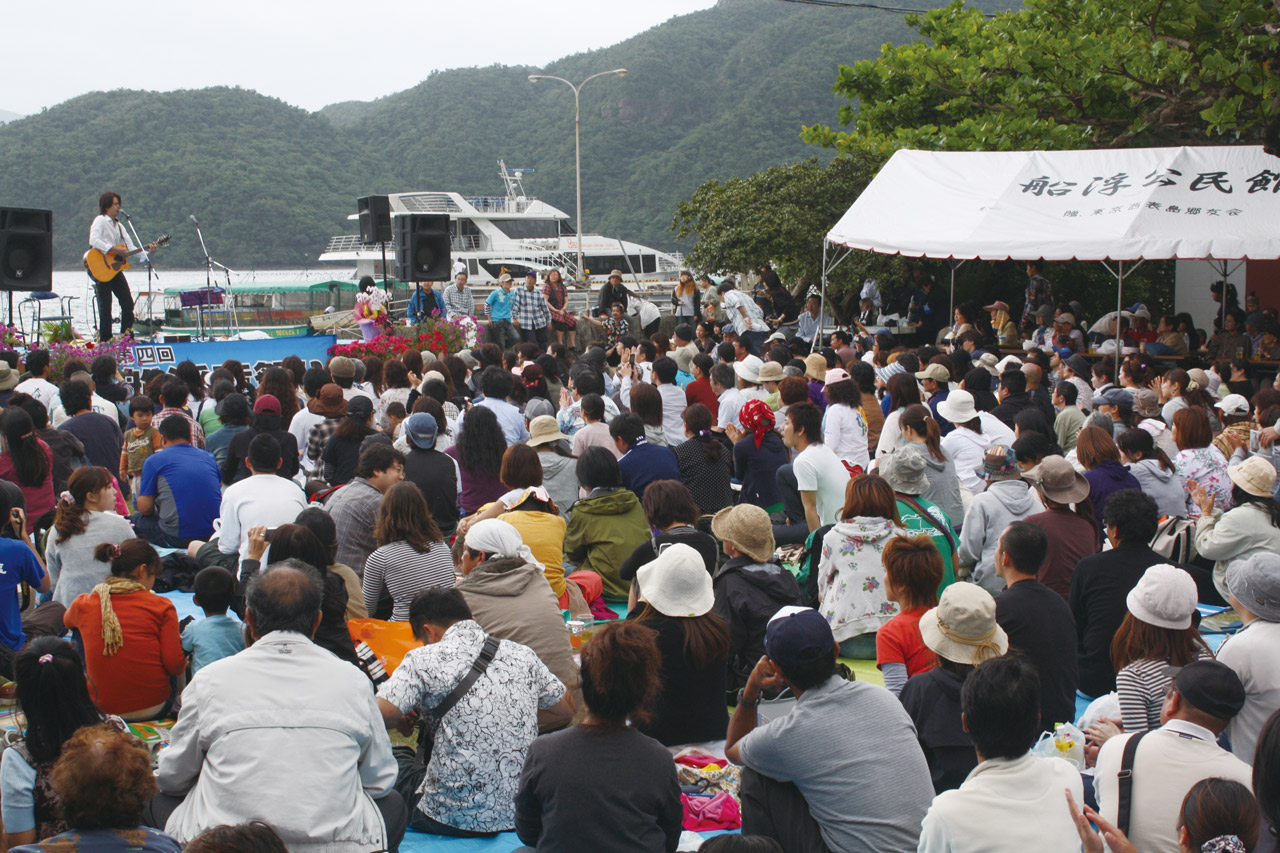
65,589,185,716
684,377,719,421
876,606,934,677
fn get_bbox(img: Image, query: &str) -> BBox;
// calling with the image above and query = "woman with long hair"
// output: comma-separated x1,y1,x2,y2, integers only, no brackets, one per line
632,543,730,746
0,407,54,533
321,395,377,486
514,621,681,851
1190,456,1280,603
818,474,909,658
0,637,123,847
363,482,453,620
899,405,963,526
1117,427,1186,519
376,360,413,430
256,366,299,426
1076,425,1141,531
671,403,732,515
629,382,668,447
543,269,577,349
362,355,384,398
445,404,507,513
1159,368,1216,427
45,466,133,606
672,271,699,327
822,371,871,472
1173,407,1233,520
221,359,253,398
64,539,184,720
174,360,211,419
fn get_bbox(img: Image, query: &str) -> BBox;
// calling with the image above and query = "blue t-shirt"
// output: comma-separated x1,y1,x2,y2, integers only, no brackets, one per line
486,288,514,322
138,443,222,540
180,613,245,673
618,440,682,501
0,539,45,651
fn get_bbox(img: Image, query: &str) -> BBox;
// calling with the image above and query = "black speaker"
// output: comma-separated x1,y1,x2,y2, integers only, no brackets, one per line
0,207,53,292
394,214,451,282
358,195,392,244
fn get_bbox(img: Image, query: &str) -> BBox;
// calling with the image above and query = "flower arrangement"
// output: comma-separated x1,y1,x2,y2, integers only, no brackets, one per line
329,314,479,360
0,323,23,350
36,334,136,379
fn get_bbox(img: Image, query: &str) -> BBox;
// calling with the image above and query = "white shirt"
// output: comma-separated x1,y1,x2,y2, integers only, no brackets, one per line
217,474,309,563
51,392,119,427
793,442,849,527
823,403,869,471
88,213,138,256
627,295,660,327
875,408,905,459
13,377,59,414
940,413,1016,495
1217,618,1280,763
289,408,327,473
657,383,687,445
717,387,746,431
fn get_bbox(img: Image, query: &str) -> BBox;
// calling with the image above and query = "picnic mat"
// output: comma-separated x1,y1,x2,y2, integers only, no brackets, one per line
158,590,242,625
400,828,735,852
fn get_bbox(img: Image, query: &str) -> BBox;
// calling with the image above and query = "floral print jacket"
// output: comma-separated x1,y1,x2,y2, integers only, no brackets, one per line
818,517,908,642
1175,446,1234,520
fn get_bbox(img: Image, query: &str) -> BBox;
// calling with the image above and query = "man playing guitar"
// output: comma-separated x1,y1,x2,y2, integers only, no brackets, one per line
88,191,156,341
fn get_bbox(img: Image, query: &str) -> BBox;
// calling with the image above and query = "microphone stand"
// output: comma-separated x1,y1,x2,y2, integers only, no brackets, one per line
191,218,239,339
122,212,158,342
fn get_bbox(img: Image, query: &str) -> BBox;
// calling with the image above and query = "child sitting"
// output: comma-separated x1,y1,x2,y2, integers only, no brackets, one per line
119,395,163,500
877,534,945,697
181,566,245,674
384,401,407,440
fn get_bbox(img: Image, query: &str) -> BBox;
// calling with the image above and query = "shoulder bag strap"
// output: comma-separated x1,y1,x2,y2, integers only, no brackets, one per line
898,494,956,556
430,635,501,729
1115,729,1148,837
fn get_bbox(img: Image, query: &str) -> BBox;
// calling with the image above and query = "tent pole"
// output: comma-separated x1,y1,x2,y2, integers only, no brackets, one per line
1115,260,1124,357
816,240,828,354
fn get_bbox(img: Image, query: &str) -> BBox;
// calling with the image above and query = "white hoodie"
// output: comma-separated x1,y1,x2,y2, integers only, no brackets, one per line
940,413,1016,496
958,479,1044,593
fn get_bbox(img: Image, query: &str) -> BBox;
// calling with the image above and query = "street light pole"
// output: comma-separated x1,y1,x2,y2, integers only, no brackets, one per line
528,68,627,284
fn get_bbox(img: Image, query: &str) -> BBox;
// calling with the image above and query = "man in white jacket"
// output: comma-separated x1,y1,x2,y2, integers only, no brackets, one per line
957,446,1044,593
918,655,1084,853
147,561,406,852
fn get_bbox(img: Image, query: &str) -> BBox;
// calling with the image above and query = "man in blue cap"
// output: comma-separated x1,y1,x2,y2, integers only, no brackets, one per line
400,412,459,537
725,606,934,852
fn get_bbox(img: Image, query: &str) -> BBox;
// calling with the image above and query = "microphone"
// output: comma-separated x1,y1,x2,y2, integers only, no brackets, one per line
119,210,131,220
189,214,200,226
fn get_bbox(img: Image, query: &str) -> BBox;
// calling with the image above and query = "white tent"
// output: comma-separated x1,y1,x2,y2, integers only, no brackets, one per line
819,145,1280,350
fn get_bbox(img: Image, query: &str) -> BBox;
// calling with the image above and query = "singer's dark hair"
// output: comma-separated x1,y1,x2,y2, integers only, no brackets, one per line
98,192,120,215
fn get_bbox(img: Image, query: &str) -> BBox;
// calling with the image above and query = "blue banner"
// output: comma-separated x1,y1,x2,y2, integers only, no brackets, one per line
126,335,337,380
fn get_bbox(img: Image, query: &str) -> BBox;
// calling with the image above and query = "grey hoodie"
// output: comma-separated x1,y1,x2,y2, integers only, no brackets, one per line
958,479,1045,593
1126,458,1186,519
920,454,966,529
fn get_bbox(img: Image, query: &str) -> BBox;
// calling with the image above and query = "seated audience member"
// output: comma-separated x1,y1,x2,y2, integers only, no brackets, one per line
877,535,944,696
324,444,406,577
1071,777,1260,853
64,540,183,720
528,415,580,519
1216,553,1280,762
957,445,1044,594
878,448,957,587
148,561,406,850
775,402,849,543
400,412,461,538
223,393,301,484
363,481,454,620
564,447,650,601
205,392,251,470
45,466,134,607
993,521,1080,734
1116,427,1186,521
611,413,682,499
294,506,366,621
57,379,124,481
632,544,730,747
515,621,681,852
10,391,84,496
725,607,934,853
621,480,720,612
456,519,580,720
1077,425,1142,530
1023,456,1098,597
0,407,54,534
321,395,378,486
1253,710,1280,842
1094,661,1254,853
1191,455,1280,602
194,434,308,570
9,723,181,853
156,379,206,447
132,415,221,549
570,391,621,459
445,403,508,514
378,588,571,837
0,497,50,654
672,403,734,515
731,399,790,513
1,638,121,848
1069,490,1167,699
917,656,1084,853
901,583,1006,794
184,820,288,853
710,504,802,695
181,566,245,674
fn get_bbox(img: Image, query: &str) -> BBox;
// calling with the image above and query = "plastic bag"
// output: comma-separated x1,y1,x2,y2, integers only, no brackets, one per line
347,619,418,676
1033,722,1086,769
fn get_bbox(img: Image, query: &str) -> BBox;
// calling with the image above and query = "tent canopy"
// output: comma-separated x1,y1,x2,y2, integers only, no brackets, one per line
825,145,1280,262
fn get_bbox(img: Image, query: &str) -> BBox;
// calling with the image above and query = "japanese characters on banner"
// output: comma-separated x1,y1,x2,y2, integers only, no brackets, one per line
126,335,337,384
825,145,1280,261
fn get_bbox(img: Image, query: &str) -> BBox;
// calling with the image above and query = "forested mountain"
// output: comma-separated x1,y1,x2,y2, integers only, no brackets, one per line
0,0,1017,268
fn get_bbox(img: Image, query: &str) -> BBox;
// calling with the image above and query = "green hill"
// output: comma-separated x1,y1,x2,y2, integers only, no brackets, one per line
0,0,1016,269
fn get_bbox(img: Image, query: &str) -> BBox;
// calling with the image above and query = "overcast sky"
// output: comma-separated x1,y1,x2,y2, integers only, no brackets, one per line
4,0,718,115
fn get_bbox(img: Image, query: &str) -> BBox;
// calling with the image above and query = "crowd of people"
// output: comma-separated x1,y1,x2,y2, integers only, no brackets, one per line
0,263,1276,852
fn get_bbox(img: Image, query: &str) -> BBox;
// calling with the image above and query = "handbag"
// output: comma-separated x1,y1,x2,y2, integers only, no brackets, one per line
1149,515,1197,563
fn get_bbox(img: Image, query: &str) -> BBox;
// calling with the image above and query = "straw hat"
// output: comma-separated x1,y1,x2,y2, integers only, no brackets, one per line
0,363,15,392
636,544,715,618
1227,456,1276,498
758,361,785,383
935,389,978,424
527,415,570,448
1126,564,1198,629
919,583,1009,666
804,354,828,382
879,447,930,495
1027,456,1090,504
711,504,776,563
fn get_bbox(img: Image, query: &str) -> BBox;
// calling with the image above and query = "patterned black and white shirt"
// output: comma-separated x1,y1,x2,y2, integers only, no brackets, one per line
376,620,566,833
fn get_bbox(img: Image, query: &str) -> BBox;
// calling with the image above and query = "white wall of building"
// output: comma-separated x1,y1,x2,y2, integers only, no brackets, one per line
1175,259,1246,333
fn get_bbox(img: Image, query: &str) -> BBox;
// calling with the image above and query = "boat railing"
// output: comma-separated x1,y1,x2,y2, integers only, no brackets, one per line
452,235,486,252
463,196,531,214
325,234,386,253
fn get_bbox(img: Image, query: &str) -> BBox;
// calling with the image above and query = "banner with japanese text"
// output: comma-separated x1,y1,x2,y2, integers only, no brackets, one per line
126,335,336,381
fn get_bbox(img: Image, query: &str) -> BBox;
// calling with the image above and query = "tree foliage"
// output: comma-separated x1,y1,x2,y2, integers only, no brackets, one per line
672,154,905,295
802,0,1280,155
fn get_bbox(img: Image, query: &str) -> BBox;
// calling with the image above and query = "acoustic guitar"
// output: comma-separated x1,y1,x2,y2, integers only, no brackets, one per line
83,234,170,283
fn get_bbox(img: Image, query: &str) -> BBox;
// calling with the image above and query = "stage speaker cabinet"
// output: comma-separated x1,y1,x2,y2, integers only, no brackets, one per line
394,213,451,282
0,207,53,292
358,195,393,244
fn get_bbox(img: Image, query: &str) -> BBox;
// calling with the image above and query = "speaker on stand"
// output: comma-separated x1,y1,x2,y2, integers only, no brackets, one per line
394,214,452,283
0,207,53,331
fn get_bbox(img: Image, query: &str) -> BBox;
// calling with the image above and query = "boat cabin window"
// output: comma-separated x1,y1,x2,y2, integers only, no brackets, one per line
585,254,658,275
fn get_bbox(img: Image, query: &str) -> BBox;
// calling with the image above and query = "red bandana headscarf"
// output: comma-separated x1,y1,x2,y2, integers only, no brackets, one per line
739,399,775,448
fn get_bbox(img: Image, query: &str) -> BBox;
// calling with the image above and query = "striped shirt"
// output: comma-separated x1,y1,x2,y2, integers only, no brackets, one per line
363,540,456,620
443,283,476,319
1117,649,1214,733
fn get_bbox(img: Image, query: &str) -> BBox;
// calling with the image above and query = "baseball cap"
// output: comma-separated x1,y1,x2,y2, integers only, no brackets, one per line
1091,387,1133,409
404,412,438,450
764,607,835,668
915,363,950,383
252,393,281,415
329,356,356,379
216,393,250,420
1169,660,1246,721
1214,393,1250,417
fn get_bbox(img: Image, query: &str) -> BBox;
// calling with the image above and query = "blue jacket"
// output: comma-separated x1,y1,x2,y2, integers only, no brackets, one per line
408,287,446,323
618,439,682,500
1083,460,1142,532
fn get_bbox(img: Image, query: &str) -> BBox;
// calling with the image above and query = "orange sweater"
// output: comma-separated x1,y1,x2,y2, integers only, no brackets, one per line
64,589,184,716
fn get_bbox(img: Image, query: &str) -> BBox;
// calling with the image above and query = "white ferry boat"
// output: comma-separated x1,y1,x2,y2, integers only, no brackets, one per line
317,162,685,293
